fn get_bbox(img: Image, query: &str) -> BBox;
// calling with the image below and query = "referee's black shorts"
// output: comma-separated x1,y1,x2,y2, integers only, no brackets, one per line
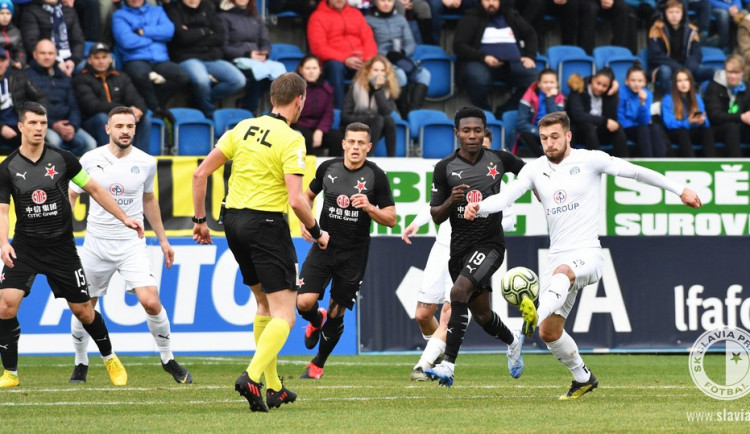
298,244,368,310
0,238,91,303
224,209,298,293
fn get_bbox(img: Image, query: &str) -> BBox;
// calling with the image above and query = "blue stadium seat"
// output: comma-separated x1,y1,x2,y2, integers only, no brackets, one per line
148,112,165,156
373,112,410,157
270,43,305,73
169,108,215,156
332,108,341,130
594,46,637,85
213,108,254,140
413,45,454,101
638,47,649,73
548,46,595,96
483,110,505,151
536,53,549,72
701,46,726,70
408,109,455,158
501,110,518,154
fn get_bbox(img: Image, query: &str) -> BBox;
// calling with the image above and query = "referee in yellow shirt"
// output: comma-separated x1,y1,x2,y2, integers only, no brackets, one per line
192,73,329,412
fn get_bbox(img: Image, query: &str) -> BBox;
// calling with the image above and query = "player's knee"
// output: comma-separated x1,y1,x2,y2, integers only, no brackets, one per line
296,298,316,313
539,323,562,343
141,298,162,316
72,305,95,324
414,306,435,323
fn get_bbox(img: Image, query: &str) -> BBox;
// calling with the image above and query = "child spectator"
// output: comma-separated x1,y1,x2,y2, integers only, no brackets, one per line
566,68,629,157
661,67,716,156
618,60,666,157
0,1,25,69
516,68,565,157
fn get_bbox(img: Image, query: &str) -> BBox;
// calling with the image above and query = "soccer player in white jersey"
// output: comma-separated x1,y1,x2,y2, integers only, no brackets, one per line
67,106,192,384
402,131,519,381
465,111,702,399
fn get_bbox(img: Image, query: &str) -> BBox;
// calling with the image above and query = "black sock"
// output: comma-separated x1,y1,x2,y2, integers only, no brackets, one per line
81,311,113,357
298,302,323,328
311,315,344,368
0,317,20,371
480,311,514,345
443,301,470,364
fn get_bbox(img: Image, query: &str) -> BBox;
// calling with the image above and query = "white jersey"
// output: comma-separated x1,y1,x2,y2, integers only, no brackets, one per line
480,149,684,253
70,146,156,239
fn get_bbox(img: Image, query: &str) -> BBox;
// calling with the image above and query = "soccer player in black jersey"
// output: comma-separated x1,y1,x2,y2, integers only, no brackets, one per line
424,106,526,387
0,102,144,388
297,122,396,380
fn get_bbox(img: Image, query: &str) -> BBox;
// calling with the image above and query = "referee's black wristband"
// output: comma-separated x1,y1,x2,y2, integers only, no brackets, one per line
307,220,322,240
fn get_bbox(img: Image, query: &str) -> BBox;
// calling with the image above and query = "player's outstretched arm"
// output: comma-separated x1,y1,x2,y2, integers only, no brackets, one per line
606,158,702,207
82,180,145,238
465,177,530,220
192,148,229,245
402,203,432,244
0,203,15,268
144,192,175,268
286,174,329,249
680,188,702,208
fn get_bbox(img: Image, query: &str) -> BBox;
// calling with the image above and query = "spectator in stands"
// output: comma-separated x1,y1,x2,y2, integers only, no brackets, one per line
704,54,748,157
710,0,741,50
341,54,399,156
579,0,636,53
737,12,750,76
218,0,286,115
74,42,152,152
72,0,100,42
165,0,246,118
661,68,716,156
0,49,41,152
308,0,378,108
21,0,85,77
367,0,431,118
453,0,537,112
0,1,25,69
648,0,713,94
566,68,629,156
618,60,666,157
516,68,564,156
113,0,189,127
26,39,96,155
518,0,576,51
293,55,344,156
427,0,479,44
395,0,434,45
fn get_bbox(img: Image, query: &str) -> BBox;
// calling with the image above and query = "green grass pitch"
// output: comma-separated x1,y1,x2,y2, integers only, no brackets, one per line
0,353,746,432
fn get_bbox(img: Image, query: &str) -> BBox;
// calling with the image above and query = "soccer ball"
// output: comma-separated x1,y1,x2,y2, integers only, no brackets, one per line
500,266,540,306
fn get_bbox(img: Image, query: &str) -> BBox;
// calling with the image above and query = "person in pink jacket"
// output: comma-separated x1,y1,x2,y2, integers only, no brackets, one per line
307,0,377,108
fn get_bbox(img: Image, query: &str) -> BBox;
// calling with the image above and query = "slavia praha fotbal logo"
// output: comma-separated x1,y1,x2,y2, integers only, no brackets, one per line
466,190,482,203
31,189,47,205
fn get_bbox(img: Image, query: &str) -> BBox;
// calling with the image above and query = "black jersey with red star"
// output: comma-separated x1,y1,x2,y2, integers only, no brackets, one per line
0,146,82,245
430,148,525,256
308,158,394,249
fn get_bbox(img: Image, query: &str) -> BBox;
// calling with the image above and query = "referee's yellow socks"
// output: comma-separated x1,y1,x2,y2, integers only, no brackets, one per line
252,315,282,391
248,318,290,387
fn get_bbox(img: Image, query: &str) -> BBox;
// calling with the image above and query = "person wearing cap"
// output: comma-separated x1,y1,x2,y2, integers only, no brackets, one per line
74,42,153,153
112,0,189,126
0,49,42,152
20,0,86,77
26,39,96,156
0,0,25,70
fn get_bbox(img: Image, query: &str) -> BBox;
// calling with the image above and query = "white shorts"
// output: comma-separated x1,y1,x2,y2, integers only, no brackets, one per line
542,248,603,319
416,241,453,305
79,235,157,297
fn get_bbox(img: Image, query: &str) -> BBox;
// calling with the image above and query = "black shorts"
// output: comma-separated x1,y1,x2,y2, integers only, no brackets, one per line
448,245,505,292
224,209,298,293
0,238,90,303
298,244,369,310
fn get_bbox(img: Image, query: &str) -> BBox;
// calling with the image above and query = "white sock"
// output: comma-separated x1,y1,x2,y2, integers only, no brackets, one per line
416,337,446,370
146,308,174,364
536,273,572,325
546,330,590,383
421,333,432,341
70,315,90,366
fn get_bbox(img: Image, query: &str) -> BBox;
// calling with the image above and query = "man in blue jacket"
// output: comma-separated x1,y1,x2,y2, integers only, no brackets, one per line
113,0,189,123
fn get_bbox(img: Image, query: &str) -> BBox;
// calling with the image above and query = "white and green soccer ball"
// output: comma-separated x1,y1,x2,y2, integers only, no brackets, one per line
500,266,540,306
